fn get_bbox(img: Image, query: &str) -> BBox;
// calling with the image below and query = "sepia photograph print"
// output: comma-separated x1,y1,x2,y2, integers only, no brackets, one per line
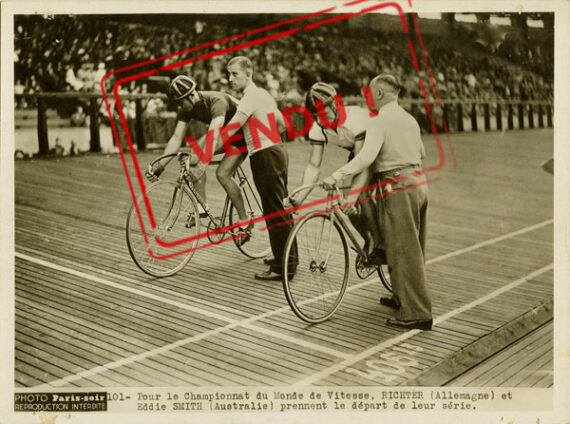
1,0,569,423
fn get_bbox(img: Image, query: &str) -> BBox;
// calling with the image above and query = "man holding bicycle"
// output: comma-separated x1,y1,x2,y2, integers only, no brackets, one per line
223,55,297,281
290,82,385,264
146,75,252,240
323,74,432,331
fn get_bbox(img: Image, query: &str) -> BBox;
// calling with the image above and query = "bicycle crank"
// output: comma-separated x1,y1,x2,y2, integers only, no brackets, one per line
355,252,376,279
207,217,226,244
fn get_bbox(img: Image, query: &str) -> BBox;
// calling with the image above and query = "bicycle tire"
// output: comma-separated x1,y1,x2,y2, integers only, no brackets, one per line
126,181,200,277
282,214,349,323
377,264,392,292
228,182,271,259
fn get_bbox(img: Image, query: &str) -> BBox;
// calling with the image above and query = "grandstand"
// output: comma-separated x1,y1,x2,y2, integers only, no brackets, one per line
14,13,553,98
14,12,553,156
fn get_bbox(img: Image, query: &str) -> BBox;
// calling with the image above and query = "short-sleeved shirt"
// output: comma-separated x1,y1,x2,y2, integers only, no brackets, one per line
330,100,425,181
307,106,371,151
176,91,239,125
236,82,285,155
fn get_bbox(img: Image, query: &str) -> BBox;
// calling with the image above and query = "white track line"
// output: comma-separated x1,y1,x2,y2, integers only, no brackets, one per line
16,252,241,325
32,319,246,390
293,263,553,386
16,250,350,360
16,253,351,390
425,219,553,265
16,218,552,388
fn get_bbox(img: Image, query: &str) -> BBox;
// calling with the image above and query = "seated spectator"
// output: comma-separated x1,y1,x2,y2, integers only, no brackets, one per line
65,65,84,91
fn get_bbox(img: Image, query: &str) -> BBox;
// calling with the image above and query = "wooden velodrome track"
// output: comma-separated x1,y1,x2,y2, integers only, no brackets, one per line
14,128,553,388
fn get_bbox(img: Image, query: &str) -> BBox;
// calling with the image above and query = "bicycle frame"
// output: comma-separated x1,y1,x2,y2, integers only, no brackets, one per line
150,152,256,236
331,208,367,257
305,186,368,264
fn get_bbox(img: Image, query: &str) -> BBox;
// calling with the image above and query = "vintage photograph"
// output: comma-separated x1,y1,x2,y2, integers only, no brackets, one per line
2,0,567,421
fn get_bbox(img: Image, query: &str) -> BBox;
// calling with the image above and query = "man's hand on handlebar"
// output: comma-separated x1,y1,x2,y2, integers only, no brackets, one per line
321,176,337,191
145,162,165,182
341,203,358,217
288,192,304,208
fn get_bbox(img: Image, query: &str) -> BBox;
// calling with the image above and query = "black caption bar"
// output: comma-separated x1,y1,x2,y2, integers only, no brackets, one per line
14,392,107,412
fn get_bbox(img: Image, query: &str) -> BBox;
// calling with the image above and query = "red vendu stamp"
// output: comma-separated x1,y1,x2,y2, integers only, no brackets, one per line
101,0,456,260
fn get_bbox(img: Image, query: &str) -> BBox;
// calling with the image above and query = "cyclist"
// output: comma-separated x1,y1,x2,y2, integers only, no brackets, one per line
146,75,252,241
289,82,384,263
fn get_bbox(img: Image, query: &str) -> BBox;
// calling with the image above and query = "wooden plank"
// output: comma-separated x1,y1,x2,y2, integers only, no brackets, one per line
503,351,553,387
16,292,163,354
531,359,554,388
13,130,554,387
406,303,552,386
16,309,209,387
467,336,552,387
16,261,229,335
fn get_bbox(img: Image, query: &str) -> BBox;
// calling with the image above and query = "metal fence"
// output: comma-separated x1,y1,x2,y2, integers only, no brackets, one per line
15,93,553,156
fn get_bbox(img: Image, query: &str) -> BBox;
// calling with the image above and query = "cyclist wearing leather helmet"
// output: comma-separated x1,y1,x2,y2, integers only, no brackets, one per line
291,82,384,262
147,75,252,237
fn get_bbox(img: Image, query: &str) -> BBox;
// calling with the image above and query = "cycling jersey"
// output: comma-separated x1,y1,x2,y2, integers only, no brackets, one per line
176,91,239,126
307,106,371,151
236,82,286,155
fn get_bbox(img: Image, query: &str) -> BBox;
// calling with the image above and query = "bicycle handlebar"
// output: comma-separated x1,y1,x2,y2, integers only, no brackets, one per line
286,183,343,209
149,152,224,169
149,152,190,168
287,182,322,198
288,182,343,197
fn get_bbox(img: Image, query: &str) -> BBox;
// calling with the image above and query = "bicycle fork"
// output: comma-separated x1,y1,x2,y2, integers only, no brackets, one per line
310,213,336,273
157,185,184,232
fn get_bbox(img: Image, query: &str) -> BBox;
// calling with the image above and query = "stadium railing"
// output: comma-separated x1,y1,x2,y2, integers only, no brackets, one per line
15,93,553,157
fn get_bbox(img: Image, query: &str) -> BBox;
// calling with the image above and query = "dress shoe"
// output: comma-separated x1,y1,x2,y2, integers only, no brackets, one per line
263,257,276,266
379,296,400,310
254,268,295,281
386,318,432,330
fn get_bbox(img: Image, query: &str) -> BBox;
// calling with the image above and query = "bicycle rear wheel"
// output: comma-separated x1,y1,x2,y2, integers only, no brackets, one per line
126,181,200,277
282,214,349,323
377,264,392,292
229,180,271,259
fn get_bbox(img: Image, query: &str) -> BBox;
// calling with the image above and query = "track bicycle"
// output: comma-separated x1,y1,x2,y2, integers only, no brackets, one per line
126,152,270,277
282,183,391,323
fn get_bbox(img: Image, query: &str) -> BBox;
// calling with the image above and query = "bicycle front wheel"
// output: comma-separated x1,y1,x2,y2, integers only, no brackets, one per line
229,182,271,259
282,214,349,323
126,181,200,277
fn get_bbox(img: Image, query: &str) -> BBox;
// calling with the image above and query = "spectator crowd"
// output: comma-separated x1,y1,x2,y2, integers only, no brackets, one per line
15,14,553,103
14,13,553,140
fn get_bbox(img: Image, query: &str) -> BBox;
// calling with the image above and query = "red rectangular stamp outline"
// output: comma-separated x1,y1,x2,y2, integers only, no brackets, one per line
101,0,456,259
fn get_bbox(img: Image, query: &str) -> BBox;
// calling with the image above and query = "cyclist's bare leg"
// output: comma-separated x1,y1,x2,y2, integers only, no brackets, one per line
187,133,209,206
216,152,248,222
359,195,381,250
344,174,381,253
186,153,207,205
347,208,372,253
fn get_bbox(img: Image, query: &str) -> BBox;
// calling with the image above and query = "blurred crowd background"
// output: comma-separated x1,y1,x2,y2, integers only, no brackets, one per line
13,12,554,149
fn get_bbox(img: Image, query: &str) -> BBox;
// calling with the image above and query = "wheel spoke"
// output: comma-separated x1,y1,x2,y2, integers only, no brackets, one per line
126,181,200,277
283,214,349,323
